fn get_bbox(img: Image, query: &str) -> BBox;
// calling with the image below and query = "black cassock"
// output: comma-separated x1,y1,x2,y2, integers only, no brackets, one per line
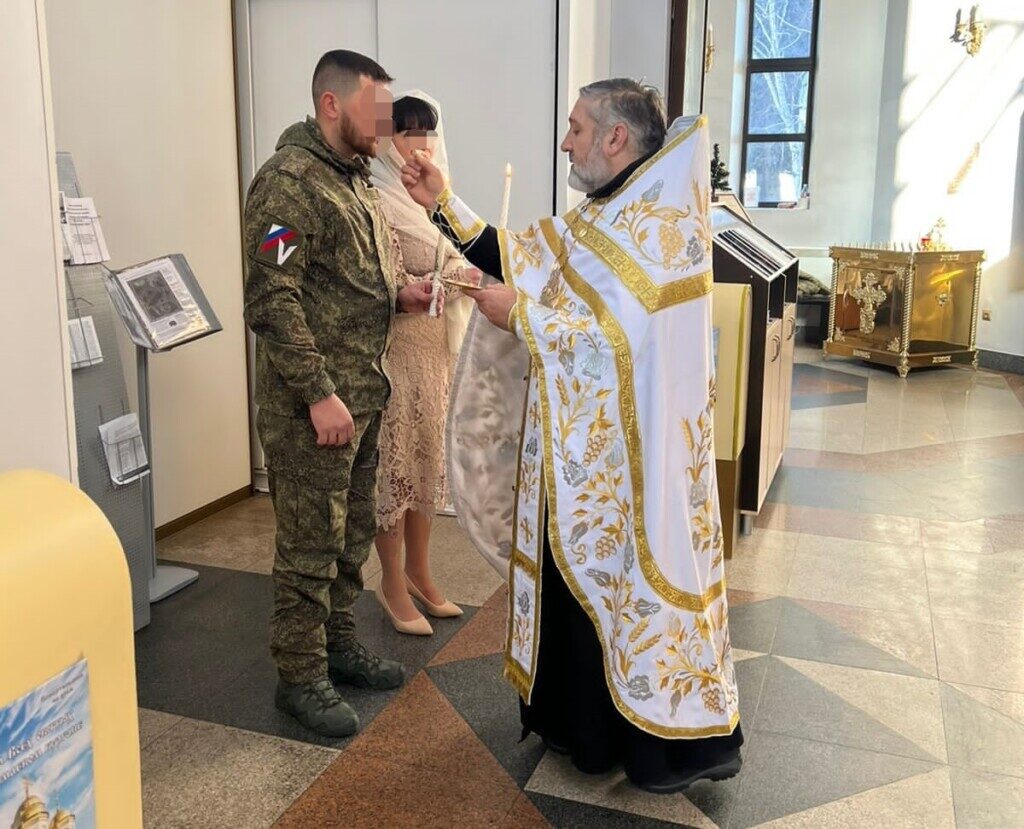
431,160,743,792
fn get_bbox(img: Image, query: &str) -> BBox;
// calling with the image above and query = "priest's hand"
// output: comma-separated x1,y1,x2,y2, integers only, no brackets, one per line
398,280,442,315
401,152,446,208
469,284,516,331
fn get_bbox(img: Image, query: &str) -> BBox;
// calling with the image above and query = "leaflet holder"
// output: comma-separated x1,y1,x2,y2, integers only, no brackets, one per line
104,255,223,602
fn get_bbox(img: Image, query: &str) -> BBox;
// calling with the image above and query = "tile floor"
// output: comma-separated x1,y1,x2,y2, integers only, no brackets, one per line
141,346,1024,827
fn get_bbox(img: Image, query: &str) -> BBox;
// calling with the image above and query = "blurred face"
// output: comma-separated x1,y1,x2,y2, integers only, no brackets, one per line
392,128,436,165
321,76,393,157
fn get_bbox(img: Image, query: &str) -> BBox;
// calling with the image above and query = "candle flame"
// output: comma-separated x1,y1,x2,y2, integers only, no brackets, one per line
505,162,513,176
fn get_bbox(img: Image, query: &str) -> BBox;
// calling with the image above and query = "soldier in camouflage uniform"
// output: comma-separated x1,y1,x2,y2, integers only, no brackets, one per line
243,50,440,738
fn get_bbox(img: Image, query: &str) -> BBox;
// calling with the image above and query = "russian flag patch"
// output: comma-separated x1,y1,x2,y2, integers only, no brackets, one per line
256,222,302,268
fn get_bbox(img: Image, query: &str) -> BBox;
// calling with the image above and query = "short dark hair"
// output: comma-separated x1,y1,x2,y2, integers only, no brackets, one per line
392,96,439,133
579,78,666,156
311,50,393,108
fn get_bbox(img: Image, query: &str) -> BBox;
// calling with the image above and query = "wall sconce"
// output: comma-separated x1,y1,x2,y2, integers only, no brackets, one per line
704,23,715,74
951,5,986,56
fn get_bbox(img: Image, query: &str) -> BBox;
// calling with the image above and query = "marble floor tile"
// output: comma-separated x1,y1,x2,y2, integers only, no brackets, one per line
753,658,942,762
727,598,787,654
940,682,1024,778
796,534,926,572
724,543,797,596
949,767,1024,829
733,527,802,553
157,515,275,573
136,564,470,748
138,707,181,750
498,794,552,828
924,546,1024,578
525,752,717,828
783,447,869,472
275,673,522,829
948,682,1024,728
141,717,338,828
726,731,937,829
755,503,923,547
755,767,955,828
428,653,546,788
956,431,1024,463
527,793,685,829
785,551,930,615
926,568,1024,627
428,605,506,667
776,657,947,761
920,518,997,554
778,599,936,677
933,614,1024,693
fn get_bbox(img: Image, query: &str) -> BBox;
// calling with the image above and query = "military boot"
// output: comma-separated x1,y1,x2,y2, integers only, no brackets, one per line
328,641,405,691
274,676,359,738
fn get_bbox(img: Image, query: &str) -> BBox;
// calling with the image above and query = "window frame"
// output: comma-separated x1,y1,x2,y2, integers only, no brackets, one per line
739,0,821,208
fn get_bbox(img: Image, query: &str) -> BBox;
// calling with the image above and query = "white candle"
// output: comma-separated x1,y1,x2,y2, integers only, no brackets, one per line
428,233,444,318
498,162,513,229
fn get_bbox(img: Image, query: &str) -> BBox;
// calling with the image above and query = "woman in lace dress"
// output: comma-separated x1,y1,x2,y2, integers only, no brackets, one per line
370,93,478,635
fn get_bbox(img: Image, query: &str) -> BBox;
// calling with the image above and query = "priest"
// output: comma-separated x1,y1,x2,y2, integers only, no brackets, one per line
403,78,742,793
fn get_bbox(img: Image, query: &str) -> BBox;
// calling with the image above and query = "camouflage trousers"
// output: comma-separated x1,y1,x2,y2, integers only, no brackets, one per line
263,412,382,684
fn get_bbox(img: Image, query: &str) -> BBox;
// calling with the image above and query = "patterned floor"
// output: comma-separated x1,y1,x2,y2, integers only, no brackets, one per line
140,346,1024,827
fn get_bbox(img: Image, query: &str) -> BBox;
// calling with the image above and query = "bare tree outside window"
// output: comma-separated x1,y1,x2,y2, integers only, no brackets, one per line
741,0,819,207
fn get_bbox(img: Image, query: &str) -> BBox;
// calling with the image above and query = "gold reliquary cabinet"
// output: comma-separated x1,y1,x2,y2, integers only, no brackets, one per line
824,246,985,377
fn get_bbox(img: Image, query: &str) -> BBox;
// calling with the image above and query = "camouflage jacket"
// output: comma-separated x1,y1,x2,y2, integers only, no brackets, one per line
243,117,397,421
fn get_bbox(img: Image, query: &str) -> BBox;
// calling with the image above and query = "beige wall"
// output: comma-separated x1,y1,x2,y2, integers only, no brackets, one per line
46,1,251,524
873,0,1024,357
0,0,76,481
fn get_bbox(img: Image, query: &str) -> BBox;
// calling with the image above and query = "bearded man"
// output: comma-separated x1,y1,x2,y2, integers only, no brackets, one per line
402,78,744,792
243,49,440,737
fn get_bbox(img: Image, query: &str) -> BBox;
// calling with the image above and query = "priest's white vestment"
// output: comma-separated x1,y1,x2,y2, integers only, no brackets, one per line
445,115,739,738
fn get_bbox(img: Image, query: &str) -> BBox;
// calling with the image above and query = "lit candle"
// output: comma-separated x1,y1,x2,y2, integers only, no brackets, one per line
498,162,513,229
708,22,714,52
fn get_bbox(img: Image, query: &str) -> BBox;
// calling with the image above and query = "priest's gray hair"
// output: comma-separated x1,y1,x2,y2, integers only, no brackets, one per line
579,78,667,157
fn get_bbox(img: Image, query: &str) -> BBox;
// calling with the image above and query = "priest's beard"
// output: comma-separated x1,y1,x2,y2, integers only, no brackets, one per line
567,138,614,194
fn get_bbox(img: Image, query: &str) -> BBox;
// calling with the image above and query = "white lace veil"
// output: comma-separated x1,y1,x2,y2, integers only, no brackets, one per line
370,89,472,357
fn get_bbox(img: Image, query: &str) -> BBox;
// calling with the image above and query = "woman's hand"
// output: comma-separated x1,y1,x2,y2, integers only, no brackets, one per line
401,152,446,208
398,280,442,315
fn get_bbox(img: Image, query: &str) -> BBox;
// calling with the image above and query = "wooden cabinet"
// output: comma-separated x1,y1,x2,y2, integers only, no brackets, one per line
711,206,798,515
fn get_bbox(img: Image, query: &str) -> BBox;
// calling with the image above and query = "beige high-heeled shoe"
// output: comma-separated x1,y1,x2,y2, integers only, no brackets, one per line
375,581,433,636
405,575,464,618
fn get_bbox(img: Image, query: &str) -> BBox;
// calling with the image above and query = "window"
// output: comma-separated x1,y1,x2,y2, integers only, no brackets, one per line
741,0,820,207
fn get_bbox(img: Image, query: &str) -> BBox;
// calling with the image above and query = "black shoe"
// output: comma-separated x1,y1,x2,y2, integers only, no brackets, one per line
274,676,359,738
328,641,405,691
636,755,742,795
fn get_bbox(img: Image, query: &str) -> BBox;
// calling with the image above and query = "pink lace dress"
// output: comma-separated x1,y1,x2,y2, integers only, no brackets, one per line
376,206,466,531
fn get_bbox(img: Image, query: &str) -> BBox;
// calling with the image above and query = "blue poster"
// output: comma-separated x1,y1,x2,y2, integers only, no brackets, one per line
0,660,96,829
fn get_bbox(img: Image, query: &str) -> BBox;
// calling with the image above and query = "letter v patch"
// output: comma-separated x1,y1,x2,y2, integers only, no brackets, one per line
255,221,304,269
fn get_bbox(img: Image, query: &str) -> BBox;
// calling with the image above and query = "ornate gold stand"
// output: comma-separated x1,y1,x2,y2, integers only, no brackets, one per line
823,246,984,377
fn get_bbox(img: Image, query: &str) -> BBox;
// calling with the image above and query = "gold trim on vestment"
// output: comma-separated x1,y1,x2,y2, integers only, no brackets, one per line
565,212,713,313
437,188,486,244
516,232,735,738
586,115,707,205
540,218,724,613
498,228,514,286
